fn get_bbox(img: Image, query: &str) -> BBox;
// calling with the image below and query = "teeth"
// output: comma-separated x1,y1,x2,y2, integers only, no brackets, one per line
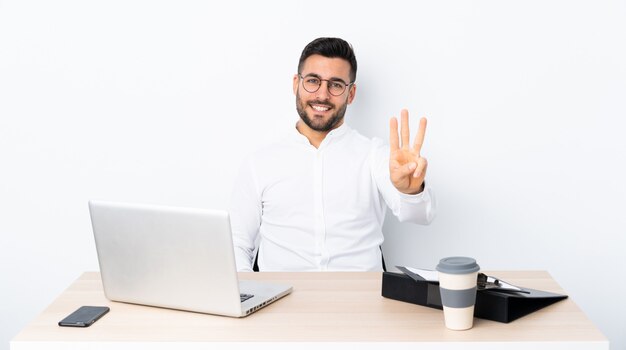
312,105,330,112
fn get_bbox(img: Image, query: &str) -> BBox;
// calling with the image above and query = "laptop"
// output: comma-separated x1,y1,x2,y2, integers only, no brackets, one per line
88,200,292,317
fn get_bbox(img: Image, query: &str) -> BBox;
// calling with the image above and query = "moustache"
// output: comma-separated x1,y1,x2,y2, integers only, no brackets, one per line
308,100,335,108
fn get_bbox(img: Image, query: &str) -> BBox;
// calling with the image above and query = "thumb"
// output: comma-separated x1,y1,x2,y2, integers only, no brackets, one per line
402,162,417,176
390,161,416,183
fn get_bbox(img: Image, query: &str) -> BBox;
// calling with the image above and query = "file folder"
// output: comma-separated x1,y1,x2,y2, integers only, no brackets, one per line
381,271,568,323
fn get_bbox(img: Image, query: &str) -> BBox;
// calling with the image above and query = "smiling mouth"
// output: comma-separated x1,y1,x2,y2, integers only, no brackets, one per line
310,103,332,112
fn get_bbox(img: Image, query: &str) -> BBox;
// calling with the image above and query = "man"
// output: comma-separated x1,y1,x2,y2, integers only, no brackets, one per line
230,37,435,272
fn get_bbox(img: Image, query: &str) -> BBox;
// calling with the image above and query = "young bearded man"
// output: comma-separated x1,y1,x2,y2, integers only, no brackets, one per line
230,37,435,272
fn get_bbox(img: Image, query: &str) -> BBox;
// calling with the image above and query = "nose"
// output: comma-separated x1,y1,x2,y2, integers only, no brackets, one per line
315,81,331,100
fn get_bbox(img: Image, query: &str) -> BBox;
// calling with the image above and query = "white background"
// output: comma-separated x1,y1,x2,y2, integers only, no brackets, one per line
1,0,625,349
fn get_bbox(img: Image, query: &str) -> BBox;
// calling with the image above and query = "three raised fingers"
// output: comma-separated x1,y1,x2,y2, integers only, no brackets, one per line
390,110,427,154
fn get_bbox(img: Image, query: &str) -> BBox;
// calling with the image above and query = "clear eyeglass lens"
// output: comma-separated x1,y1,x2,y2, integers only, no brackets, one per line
328,81,346,96
303,78,321,93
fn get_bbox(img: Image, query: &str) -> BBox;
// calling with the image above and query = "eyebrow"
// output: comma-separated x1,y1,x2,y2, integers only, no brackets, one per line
302,73,349,85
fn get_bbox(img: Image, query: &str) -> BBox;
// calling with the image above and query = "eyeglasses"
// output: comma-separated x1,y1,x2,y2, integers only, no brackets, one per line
298,74,354,96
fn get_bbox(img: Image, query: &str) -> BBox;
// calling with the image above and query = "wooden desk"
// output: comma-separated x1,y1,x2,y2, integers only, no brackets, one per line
11,271,608,349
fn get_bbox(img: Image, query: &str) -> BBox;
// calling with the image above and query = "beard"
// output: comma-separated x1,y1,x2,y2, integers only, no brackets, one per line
296,90,348,132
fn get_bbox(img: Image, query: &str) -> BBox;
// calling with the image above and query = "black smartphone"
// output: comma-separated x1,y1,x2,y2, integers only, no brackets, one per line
58,306,110,327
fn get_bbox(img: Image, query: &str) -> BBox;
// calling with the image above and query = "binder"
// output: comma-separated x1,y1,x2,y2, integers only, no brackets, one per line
381,271,568,323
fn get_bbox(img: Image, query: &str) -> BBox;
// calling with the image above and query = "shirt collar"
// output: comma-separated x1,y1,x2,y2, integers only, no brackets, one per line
290,121,351,148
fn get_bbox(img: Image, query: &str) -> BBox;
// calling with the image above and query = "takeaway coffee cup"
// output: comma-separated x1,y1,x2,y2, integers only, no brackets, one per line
436,257,480,330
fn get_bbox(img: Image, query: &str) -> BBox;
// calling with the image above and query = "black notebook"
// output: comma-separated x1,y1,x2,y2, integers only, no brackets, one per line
381,271,568,323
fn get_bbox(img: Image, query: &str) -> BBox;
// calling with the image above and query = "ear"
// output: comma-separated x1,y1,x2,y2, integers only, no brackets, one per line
293,74,299,95
347,83,357,104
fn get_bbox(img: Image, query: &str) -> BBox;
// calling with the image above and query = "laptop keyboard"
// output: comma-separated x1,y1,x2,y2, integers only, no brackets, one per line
240,293,254,302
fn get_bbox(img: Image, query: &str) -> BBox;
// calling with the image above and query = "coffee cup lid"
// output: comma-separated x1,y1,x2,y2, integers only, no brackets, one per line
436,256,480,274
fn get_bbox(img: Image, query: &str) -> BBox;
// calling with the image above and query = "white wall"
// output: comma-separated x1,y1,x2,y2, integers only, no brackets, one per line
1,0,624,349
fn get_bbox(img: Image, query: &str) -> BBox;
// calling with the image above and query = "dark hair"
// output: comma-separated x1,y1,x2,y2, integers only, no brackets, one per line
298,37,357,83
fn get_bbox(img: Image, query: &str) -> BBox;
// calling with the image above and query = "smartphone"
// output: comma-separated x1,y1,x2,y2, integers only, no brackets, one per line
58,306,110,327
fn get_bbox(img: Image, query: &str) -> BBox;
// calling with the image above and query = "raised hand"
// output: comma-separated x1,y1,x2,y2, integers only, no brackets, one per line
389,109,428,195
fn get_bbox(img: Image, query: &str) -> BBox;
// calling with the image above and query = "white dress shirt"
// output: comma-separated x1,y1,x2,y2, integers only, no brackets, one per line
230,122,436,272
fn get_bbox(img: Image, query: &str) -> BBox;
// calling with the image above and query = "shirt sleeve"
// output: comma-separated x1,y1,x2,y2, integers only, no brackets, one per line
229,156,262,272
371,139,436,224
